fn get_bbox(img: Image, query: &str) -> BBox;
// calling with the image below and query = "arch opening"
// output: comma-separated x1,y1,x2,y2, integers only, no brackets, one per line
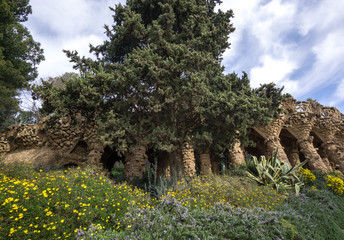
70,140,89,157
279,129,304,165
100,146,124,172
245,128,266,158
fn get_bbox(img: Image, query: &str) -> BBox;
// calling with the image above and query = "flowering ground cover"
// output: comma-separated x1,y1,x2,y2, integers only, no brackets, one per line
0,162,151,239
1,160,344,239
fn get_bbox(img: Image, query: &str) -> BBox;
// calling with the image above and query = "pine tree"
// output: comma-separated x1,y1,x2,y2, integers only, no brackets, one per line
0,0,44,130
36,0,284,155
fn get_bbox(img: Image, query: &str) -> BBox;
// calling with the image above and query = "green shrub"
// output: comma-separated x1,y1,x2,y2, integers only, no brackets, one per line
108,195,296,240
298,167,316,184
110,161,126,183
325,174,344,195
276,187,344,240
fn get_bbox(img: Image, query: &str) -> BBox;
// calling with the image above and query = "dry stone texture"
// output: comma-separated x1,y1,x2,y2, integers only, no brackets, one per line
1,98,344,177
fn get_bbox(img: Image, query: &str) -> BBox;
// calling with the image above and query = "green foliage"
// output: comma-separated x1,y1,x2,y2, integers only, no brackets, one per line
110,161,126,182
246,149,308,194
110,195,294,240
1,161,344,240
276,188,344,240
144,160,179,199
0,0,44,130
34,0,286,155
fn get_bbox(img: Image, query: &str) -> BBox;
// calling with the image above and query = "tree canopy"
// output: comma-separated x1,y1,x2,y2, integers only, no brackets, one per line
35,0,285,154
0,0,44,130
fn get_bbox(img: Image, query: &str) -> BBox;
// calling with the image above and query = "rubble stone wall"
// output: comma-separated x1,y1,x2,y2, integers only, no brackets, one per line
1,99,344,177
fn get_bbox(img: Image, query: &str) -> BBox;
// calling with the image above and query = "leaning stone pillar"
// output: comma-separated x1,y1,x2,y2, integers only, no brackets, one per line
157,152,171,178
210,152,220,175
287,149,301,166
199,151,212,175
168,146,184,178
321,142,342,170
124,145,147,180
228,139,245,165
182,142,196,177
298,137,328,172
264,136,291,166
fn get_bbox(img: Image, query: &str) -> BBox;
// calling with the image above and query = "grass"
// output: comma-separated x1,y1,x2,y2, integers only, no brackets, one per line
0,159,344,239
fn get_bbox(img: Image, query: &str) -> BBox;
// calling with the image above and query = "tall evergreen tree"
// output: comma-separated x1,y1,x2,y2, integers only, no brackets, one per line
35,0,284,155
0,0,44,130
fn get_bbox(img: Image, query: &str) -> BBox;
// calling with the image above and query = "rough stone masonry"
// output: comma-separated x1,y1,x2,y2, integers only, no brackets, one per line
1,98,343,179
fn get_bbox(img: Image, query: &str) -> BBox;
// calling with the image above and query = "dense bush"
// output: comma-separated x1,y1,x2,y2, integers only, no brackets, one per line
325,175,344,195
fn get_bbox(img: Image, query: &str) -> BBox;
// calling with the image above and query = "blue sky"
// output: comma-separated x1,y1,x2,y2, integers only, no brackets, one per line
23,0,344,112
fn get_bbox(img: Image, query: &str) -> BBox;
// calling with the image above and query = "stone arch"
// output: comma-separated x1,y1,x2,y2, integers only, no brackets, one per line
279,129,303,165
310,131,332,170
100,146,124,171
246,128,266,158
70,140,89,157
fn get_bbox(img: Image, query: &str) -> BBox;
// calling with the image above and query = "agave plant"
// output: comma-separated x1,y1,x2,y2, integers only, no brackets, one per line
246,148,308,195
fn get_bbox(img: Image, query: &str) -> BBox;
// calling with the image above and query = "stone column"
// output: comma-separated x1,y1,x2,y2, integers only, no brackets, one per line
157,152,171,178
199,151,212,175
321,142,342,170
254,116,290,166
298,137,328,172
287,149,301,166
182,142,196,177
264,136,291,166
87,142,104,166
210,152,220,175
168,146,184,178
124,145,147,180
228,139,245,166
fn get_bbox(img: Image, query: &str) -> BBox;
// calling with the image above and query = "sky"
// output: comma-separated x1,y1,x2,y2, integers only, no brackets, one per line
22,0,344,112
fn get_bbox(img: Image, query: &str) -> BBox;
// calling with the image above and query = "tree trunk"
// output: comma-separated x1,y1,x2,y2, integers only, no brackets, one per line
322,142,341,171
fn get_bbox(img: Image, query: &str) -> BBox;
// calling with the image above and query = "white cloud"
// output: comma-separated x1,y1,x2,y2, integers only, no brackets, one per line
21,0,344,112
331,79,344,105
24,0,125,80
294,30,344,96
251,0,296,52
250,55,297,88
298,0,344,36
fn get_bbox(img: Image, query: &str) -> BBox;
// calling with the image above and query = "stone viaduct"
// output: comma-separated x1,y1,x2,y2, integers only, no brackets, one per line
1,99,343,179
